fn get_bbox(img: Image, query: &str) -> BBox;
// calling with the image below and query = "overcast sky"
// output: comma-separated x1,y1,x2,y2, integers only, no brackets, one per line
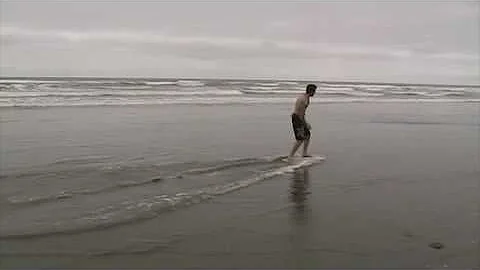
1,1,478,84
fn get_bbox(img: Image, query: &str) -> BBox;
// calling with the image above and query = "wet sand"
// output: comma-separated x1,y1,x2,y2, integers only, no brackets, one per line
1,102,478,268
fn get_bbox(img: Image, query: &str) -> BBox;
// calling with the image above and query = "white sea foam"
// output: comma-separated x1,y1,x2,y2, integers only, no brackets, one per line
240,89,300,95
318,86,357,91
103,85,153,90
244,86,281,91
227,81,247,85
319,90,385,97
0,79,66,84
175,80,205,87
0,90,242,98
144,81,177,86
389,91,466,97
320,83,397,89
1,97,479,108
279,81,299,85
254,82,280,87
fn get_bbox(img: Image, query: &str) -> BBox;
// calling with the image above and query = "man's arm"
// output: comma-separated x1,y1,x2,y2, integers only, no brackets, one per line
303,98,311,130
304,112,311,130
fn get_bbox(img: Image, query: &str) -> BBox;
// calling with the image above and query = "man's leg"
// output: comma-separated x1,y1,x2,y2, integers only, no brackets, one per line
289,115,304,159
302,128,311,157
302,137,310,157
289,140,303,158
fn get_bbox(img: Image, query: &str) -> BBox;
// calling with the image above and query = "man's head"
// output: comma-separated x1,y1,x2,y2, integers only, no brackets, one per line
306,84,317,96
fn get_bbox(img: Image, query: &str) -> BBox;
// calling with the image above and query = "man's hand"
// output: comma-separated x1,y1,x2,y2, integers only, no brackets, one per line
306,122,312,130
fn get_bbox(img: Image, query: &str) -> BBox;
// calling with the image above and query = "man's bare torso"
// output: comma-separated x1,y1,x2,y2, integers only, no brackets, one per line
293,94,310,118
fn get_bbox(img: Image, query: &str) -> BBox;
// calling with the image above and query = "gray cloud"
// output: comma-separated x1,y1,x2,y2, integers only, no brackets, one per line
1,1,478,84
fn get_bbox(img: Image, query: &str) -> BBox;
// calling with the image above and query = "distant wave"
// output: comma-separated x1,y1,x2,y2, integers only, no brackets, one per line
280,81,299,85
242,89,384,97
0,79,67,84
1,97,479,108
175,80,205,87
71,80,141,85
1,78,478,108
227,81,247,85
319,90,385,97
319,86,357,91
240,89,299,95
321,83,397,89
389,91,466,97
0,90,242,98
243,86,281,91
0,79,143,85
0,155,323,239
96,85,154,90
147,80,206,87
369,119,474,126
425,92,466,97
254,82,280,87
144,81,177,86
0,79,206,87
228,81,298,86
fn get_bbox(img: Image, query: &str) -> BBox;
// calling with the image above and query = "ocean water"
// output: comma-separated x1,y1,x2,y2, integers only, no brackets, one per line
0,78,479,268
0,77,479,107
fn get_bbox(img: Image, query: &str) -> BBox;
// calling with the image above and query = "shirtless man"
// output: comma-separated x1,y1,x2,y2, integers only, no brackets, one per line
288,84,317,160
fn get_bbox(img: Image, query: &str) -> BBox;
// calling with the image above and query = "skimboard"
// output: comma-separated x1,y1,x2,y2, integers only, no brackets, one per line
281,155,326,165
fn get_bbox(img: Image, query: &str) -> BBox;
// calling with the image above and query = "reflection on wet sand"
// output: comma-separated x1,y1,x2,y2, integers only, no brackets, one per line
289,167,311,224
288,166,314,266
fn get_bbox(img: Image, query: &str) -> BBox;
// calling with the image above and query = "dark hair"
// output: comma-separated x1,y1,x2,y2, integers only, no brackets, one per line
306,84,317,95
